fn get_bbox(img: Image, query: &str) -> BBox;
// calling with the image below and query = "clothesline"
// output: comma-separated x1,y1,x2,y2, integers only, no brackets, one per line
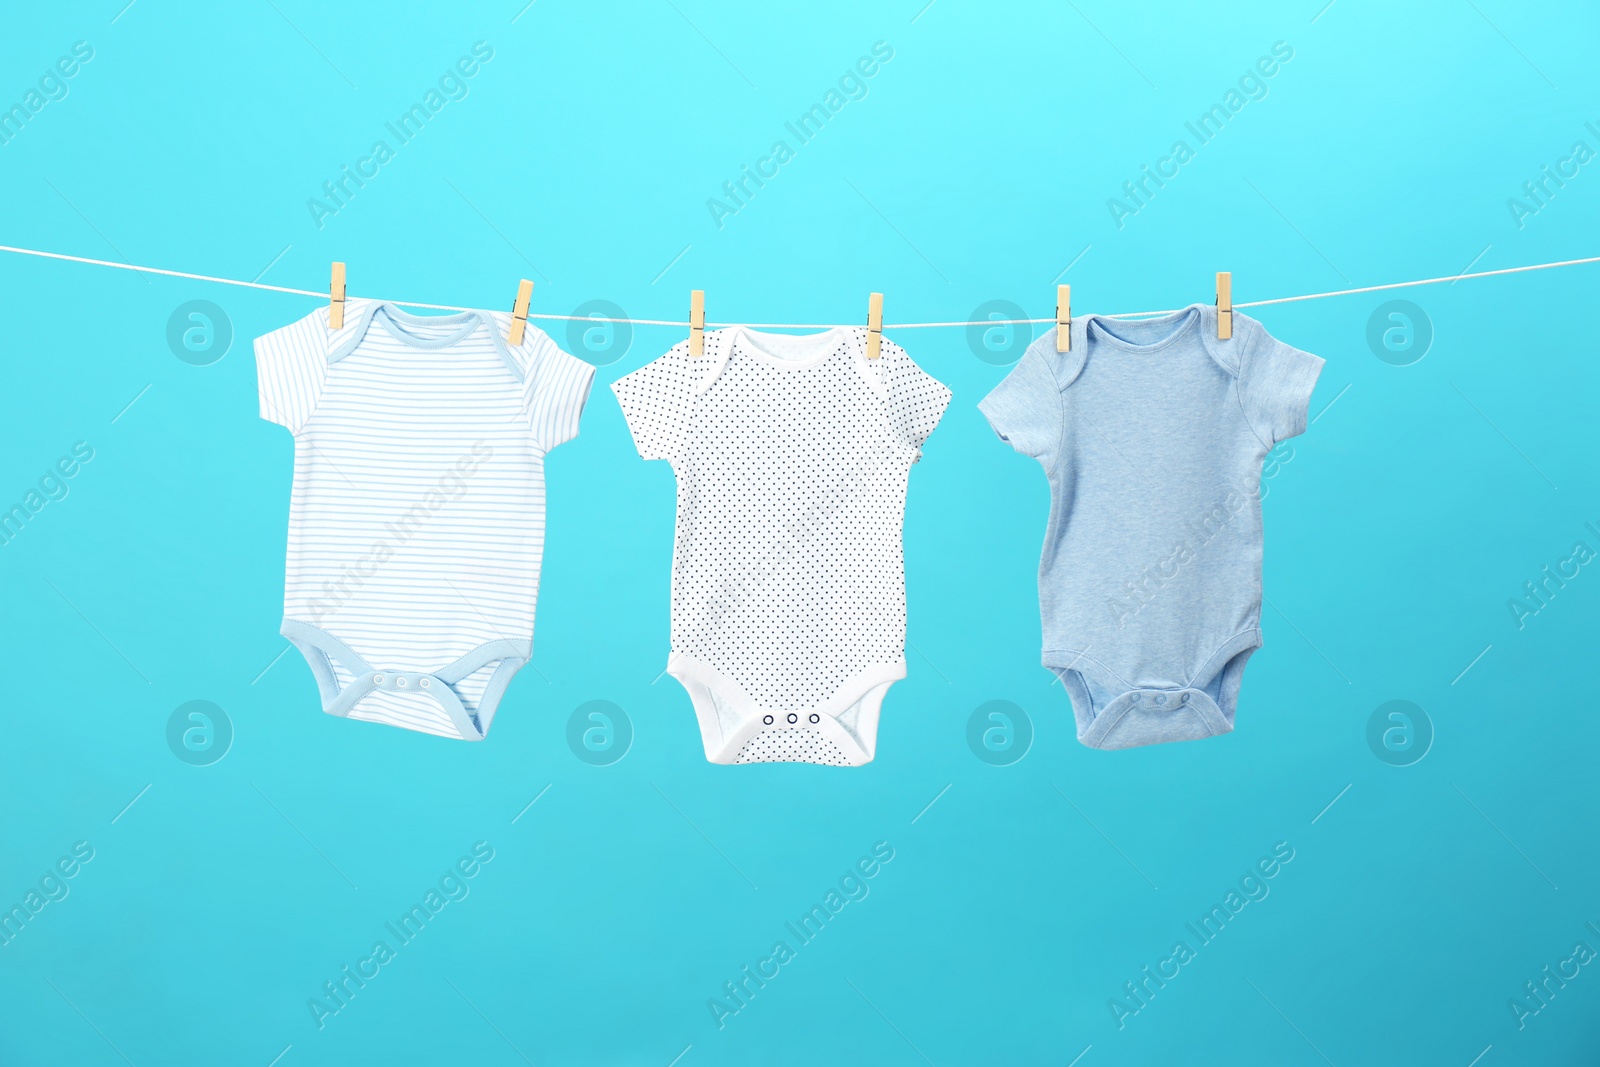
1,242,1597,329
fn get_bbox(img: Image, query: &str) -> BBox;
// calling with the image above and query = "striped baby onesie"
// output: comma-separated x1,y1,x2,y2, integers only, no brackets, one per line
256,299,593,740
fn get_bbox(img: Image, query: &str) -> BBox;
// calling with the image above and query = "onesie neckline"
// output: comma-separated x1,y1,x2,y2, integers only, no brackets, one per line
1086,304,1202,354
369,304,488,350
330,300,527,381
730,325,849,371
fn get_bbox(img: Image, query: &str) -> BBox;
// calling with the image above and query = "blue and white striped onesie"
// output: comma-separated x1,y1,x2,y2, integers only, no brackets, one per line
256,299,594,740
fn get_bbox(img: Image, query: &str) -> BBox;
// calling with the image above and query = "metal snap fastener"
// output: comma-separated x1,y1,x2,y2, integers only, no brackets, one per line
763,715,773,725
787,713,798,723
373,674,384,684
1179,692,1189,704
420,678,430,689
809,714,820,723
1154,693,1167,706
396,677,407,687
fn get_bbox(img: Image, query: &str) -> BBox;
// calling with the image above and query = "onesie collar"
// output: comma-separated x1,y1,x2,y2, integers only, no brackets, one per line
329,300,526,382
1043,302,1231,387
694,326,885,397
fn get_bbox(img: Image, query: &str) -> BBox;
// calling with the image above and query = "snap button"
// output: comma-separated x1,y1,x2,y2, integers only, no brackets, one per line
420,678,430,689
809,714,820,723
787,713,798,724
396,677,407,687
373,674,384,684
763,715,773,725
1154,694,1167,706
1179,692,1189,704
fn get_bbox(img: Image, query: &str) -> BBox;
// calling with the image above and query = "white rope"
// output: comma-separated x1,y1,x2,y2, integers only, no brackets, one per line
2,242,1596,330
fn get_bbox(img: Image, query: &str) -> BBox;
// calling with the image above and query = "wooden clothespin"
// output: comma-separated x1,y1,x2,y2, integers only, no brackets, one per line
329,262,346,329
508,279,534,345
1056,284,1071,352
1216,271,1232,340
689,290,705,357
866,292,884,359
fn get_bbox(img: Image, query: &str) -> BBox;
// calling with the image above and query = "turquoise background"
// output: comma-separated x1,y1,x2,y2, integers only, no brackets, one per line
2,1,1598,1064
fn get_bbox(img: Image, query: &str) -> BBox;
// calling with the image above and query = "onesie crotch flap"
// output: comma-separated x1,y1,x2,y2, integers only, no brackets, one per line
1079,686,1232,750
281,620,527,742
337,670,482,736
666,651,901,766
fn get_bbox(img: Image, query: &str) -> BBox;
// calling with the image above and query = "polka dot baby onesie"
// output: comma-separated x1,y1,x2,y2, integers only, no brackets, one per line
612,326,950,765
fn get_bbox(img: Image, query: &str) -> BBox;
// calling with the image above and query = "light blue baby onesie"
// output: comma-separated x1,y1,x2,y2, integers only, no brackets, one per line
257,300,594,741
979,304,1323,749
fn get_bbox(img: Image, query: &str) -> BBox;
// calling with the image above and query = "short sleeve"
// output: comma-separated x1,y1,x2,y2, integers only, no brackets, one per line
1237,318,1324,446
611,346,699,462
883,341,951,452
254,309,329,434
978,341,1061,466
522,331,596,452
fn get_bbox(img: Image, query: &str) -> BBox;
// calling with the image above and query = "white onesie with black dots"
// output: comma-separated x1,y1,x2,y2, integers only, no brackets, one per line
613,326,949,765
